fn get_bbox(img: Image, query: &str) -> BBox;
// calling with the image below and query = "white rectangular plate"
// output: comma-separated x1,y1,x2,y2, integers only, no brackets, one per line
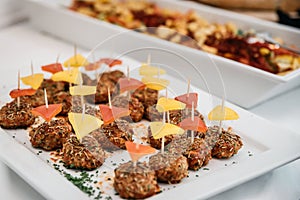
0,54,300,200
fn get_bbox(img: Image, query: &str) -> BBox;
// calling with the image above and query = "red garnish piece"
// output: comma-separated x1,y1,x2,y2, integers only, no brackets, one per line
99,104,130,124
41,63,63,74
9,88,36,98
179,117,207,132
31,104,62,122
125,141,156,162
175,93,198,108
99,58,122,68
118,77,145,93
84,62,101,71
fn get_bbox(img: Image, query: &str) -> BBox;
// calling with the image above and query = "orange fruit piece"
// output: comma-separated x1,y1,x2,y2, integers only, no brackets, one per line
118,77,145,93
99,58,122,68
179,117,207,132
125,141,156,162
175,93,198,108
31,104,62,122
99,105,130,124
41,63,63,74
9,88,36,98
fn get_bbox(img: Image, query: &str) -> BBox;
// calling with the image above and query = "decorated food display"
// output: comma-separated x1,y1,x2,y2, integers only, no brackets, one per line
0,51,244,199
70,0,300,75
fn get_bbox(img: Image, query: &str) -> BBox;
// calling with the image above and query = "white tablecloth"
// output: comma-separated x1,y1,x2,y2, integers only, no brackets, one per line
0,23,300,200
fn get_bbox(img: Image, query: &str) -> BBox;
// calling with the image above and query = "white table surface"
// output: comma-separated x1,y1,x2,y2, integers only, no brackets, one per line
0,23,300,200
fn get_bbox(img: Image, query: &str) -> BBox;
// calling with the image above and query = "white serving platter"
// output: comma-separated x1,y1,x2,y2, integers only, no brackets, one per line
25,0,300,109
0,53,300,200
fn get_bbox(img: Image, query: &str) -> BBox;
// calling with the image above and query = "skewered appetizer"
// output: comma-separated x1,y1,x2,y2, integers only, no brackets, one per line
0,52,246,199
62,135,105,170
97,101,134,150
149,152,188,184
147,108,207,149
206,126,243,159
0,77,37,129
114,161,160,199
0,99,36,129
29,117,72,150
21,79,67,107
114,141,159,199
147,126,177,149
207,106,243,158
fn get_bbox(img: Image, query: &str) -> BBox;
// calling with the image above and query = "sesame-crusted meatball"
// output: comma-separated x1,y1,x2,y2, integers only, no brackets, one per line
0,99,36,129
182,138,212,170
29,118,72,150
206,126,243,159
62,135,105,170
52,91,72,115
99,119,134,150
114,161,160,199
112,95,144,122
149,152,188,184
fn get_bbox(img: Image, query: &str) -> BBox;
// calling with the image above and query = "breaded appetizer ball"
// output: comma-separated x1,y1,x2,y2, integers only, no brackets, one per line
21,79,67,107
0,99,35,129
205,126,243,159
62,135,105,170
149,152,188,184
114,161,160,199
182,138,212,170
29,117,72,150
168,136,211,170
